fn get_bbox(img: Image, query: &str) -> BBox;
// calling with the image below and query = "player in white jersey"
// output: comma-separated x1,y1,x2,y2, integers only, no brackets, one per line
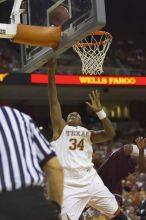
48,59,129,220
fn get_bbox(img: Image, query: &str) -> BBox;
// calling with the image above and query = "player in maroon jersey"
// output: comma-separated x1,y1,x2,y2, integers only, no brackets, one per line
79,137,146,219
97,136,146,205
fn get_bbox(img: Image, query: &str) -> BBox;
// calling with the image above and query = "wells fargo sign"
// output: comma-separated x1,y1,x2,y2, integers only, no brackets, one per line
0,73,146,86
78,76,136,85
31,74,146,86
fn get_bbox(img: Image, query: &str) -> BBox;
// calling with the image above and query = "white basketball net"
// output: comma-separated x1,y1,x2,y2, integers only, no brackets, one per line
72,31,112,75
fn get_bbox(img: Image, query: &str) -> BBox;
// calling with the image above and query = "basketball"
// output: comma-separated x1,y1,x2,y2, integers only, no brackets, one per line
49,6,69,26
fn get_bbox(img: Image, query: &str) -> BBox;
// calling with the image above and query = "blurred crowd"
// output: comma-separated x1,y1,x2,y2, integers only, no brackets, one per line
36,39,146,76
122,172,146,219
103,40,146,76
0,38,146,76
91,125,146,220
0,40,20,72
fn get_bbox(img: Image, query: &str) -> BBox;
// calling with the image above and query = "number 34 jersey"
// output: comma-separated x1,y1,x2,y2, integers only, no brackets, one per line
51,125,94,170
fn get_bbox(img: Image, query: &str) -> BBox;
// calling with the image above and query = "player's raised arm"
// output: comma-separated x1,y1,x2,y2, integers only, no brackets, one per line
135,136,146,172
86,89,116,144
48,58,66,139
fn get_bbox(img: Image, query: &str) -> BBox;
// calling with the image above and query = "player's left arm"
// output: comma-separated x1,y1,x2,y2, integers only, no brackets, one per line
90,118,116,143
86,90,116,144
135,136,146,172
48,58,66,139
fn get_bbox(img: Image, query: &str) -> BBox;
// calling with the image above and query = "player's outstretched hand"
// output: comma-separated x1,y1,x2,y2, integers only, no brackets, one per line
135,136,146,150
86,90,102,113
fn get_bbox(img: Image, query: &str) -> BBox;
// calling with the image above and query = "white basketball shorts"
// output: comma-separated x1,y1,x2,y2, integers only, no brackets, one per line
61,169,118,220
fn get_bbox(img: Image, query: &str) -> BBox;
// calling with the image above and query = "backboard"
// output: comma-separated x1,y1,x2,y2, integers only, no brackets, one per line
21,0,106,73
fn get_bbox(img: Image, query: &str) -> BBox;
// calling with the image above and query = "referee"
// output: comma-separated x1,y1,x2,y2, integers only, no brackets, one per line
0,106,64,220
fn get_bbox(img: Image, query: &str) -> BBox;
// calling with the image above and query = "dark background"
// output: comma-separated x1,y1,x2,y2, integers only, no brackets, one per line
105,0,146,43
0,0,146,42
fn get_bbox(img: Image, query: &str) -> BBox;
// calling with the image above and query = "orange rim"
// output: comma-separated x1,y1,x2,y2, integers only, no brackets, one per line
73,31,112,47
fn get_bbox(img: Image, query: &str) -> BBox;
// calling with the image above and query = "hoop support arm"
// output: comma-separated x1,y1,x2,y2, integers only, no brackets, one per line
11,24,62,47
10,0,24,24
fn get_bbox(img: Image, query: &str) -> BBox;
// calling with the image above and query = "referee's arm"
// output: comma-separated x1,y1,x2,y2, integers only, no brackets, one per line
43,156,64,206
31,121,64,207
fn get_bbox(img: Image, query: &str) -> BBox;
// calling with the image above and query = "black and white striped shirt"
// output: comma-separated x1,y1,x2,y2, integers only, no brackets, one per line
0,106,56,192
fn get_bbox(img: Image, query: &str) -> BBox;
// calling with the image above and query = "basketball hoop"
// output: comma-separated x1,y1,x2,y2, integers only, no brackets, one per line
72,31,112,75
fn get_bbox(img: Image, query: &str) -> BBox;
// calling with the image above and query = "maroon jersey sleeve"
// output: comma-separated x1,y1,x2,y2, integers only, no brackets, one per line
97,147,136,195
